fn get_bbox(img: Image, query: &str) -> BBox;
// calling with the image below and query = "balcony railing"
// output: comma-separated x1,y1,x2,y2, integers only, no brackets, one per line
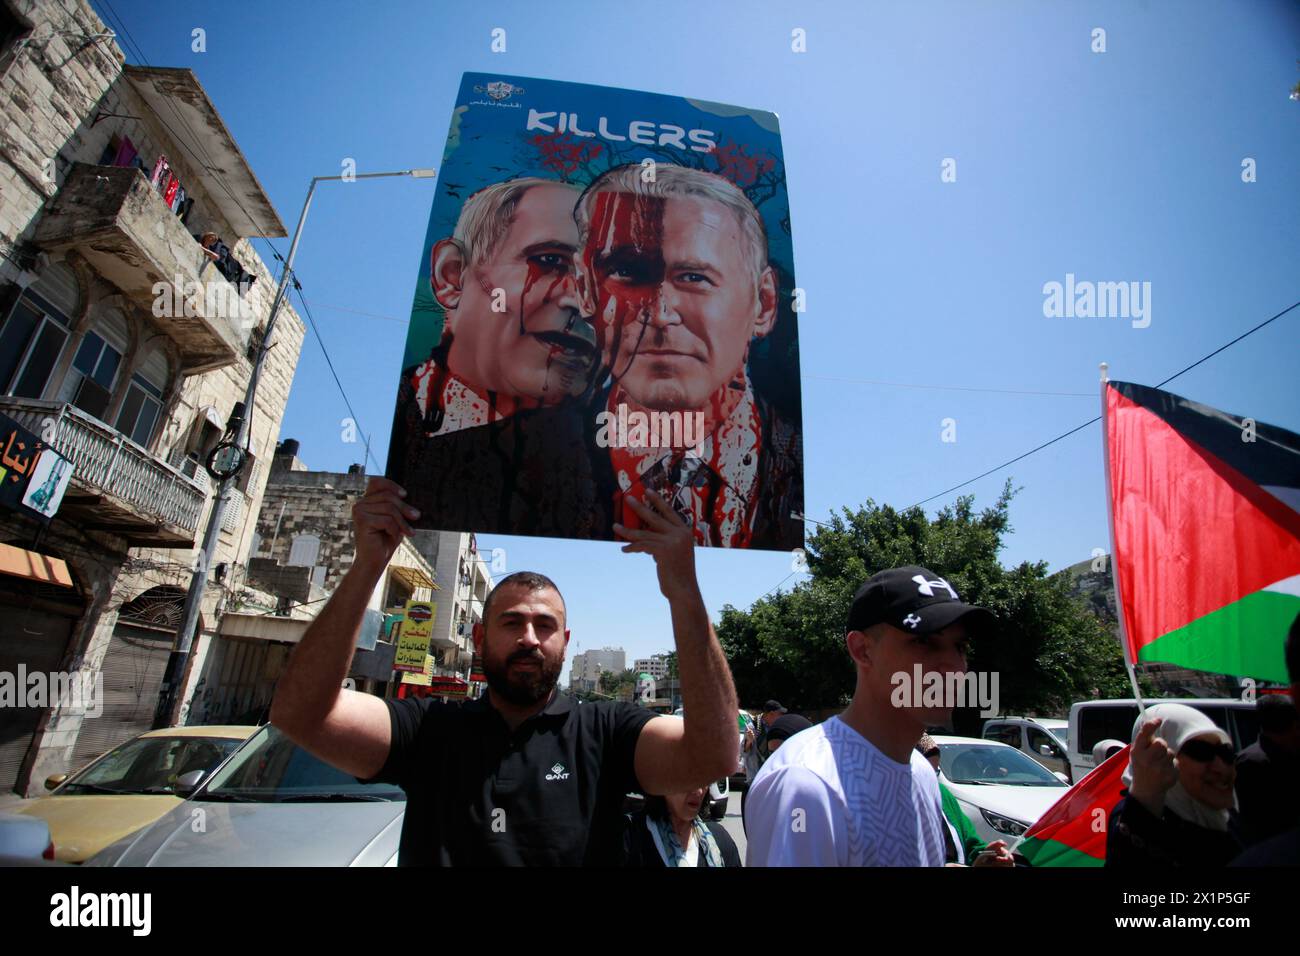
0,398,206,546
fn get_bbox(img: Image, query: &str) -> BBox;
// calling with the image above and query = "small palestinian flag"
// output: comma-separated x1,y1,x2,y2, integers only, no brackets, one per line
1019,745,1131,867
1104,381,1300,683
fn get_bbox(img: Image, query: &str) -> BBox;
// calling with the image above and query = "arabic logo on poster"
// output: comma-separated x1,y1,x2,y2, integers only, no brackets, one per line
475,81,524,101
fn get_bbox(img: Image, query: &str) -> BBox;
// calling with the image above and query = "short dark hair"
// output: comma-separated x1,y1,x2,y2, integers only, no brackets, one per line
481,571,565,626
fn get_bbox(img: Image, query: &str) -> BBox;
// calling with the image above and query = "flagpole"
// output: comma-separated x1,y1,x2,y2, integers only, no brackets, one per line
1099,362,1146,712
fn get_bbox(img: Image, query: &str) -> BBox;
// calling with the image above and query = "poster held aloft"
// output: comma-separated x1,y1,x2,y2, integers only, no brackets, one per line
386,73,804,551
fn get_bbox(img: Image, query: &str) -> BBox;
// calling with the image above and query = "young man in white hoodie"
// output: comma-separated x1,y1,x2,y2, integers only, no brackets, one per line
745,566,994,866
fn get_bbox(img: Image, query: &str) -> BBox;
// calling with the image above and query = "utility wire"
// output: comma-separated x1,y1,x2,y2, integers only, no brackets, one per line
101,4,383,477
98,1,285,253
806,376,1092,397
902,298,1298,509
758,299,1300,606
291,282,381,473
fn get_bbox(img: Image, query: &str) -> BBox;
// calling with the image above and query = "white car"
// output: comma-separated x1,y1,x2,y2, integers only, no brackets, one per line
981,716,1072,780
1066,698,1259,784
932,735,1069,847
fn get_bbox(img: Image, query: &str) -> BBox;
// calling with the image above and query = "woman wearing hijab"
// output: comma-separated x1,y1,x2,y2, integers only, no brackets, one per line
1106,702,1244,867
623,787,743,867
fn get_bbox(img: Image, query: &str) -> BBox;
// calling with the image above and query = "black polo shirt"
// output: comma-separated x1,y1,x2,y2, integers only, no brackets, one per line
359,690,656,865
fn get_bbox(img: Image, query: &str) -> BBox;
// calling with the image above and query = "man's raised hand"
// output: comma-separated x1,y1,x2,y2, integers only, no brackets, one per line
353,477,418,573
614,491,698,601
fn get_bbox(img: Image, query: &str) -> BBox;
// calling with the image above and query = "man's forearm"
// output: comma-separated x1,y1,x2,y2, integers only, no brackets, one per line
669,584,738,778
271,558,384,729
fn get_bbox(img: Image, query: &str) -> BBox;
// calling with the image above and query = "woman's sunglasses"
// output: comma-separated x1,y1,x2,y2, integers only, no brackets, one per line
1179,739,1236,765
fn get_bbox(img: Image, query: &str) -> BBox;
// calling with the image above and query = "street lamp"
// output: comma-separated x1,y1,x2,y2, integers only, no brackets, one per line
153,166,437,729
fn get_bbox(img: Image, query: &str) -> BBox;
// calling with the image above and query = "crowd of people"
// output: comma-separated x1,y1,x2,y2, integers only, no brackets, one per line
267,476,1297,867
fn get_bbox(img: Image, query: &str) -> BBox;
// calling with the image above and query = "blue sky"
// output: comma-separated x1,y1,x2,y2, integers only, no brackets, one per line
96,1,1300,686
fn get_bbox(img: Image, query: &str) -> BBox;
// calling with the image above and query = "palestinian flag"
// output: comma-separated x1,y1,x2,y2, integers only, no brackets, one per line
1104,381,1300,683
1019,745,1131,867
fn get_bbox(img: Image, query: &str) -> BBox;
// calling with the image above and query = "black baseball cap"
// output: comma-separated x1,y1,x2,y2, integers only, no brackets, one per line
847,565,994,638
763,700,787,714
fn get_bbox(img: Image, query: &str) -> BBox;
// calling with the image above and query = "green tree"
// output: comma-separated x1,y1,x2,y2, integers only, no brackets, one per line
663,651,679,679
715,482,1135,730
598,668,636,697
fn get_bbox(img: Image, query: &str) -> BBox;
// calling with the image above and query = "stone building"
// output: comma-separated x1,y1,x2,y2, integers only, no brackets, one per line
232,439,488,708
0,0,306,794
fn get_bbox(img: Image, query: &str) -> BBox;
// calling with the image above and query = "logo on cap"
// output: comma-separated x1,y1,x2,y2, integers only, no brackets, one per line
912,574,958,600
903,613,922,629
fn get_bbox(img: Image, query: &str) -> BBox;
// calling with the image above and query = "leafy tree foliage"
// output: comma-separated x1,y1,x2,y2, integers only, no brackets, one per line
717,482,1135,731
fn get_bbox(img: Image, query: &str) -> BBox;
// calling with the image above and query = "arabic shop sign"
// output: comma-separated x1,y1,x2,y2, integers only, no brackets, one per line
394,599,437,672
0,414,72,522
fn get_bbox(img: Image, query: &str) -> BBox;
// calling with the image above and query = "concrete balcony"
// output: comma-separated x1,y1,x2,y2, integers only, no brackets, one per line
0,398,206,547
33,163,250,373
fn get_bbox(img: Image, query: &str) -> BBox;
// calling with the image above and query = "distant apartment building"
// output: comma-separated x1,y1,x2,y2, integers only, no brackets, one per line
634,655,669,681
179,439,439,723
568,646,626,694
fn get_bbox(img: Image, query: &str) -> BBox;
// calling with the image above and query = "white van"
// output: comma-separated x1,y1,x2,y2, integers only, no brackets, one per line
1066,698,1259,783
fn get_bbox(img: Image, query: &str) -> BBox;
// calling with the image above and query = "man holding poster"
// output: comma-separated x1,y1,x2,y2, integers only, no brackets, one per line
269,477,740,866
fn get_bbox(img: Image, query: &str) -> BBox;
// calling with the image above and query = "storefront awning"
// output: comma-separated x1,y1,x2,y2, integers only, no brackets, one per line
219,611,308,644
0,542,73,587
389,563,436,592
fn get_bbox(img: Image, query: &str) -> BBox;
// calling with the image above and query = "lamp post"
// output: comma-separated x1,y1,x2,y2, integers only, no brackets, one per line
153,167,437,729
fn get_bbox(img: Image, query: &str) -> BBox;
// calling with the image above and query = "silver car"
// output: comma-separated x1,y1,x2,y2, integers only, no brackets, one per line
84,725,404,867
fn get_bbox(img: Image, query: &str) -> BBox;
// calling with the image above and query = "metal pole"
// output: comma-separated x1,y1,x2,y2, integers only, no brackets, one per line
153,178,321,729
152,167,434,728
1098,362,1146,713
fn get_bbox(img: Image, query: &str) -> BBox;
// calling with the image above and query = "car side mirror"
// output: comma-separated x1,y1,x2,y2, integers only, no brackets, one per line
174,769,206,794
45,773,68,791
1039,744,1053,756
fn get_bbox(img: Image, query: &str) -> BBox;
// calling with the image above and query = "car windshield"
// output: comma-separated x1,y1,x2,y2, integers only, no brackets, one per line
1047,726,1069,749
199,725,404,802
61,735,244,795
940,743,1067,787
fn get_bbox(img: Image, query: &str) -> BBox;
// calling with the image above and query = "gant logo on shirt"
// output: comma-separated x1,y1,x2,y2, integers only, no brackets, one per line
545,762,570,781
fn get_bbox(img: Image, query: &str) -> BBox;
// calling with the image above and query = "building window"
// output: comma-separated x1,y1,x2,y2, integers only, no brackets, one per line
115,373,162,446
288,533,321,568
0,263,81,399
65,329,122,418
0,297,66,398
57,309,129,421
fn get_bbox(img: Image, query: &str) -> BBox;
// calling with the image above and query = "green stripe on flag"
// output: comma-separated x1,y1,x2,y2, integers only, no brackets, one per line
1139,587,1299,683
1019,836,1105,868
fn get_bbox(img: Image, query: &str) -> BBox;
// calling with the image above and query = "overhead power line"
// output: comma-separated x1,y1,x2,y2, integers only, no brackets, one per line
904,298,1298,509
292,283,381,473
754,299,1300,608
